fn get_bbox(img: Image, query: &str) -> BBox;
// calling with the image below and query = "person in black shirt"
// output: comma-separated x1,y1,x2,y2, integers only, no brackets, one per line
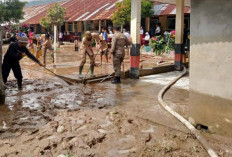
2,36,43,90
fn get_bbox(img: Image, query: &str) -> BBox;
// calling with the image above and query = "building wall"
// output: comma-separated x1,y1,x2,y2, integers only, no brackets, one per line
77,21,82,33
159,16,167,32
190,0,232,137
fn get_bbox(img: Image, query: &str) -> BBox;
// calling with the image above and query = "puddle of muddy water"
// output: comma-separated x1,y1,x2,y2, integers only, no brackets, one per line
0,78,118,130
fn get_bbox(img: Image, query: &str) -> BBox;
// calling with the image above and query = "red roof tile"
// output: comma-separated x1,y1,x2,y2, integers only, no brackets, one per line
23,0,190,25
23,0,118,25
23,1,67,24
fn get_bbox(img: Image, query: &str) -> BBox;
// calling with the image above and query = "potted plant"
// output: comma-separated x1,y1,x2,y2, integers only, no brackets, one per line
149,36,165,55
164,31,175,57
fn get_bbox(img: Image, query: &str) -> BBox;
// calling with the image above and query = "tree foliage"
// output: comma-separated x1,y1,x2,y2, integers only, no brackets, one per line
111,0,154,26
40,3,66,29
40,17,51,31
0,0,26,23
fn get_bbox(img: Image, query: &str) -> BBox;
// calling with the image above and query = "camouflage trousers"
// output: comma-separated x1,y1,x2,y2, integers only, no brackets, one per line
113,52,125,77
80,48,95,66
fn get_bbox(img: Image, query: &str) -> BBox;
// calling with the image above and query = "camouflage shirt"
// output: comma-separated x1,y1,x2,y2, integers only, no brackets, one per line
110,32,130,55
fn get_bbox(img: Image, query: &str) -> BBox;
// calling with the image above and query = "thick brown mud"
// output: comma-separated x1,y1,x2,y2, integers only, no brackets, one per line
0,45,231,157
0,78,208,157
0,77,230,157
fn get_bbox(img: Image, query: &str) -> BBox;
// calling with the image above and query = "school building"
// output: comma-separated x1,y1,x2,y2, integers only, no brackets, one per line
22,0,190,40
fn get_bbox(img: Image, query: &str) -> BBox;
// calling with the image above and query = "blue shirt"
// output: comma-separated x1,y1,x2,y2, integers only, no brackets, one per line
103,32,108,42
18,32,25,37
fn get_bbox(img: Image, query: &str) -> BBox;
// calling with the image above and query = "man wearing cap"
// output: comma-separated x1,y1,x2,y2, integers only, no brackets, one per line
78,31,100,78
2,36,43,90
108,26,131,84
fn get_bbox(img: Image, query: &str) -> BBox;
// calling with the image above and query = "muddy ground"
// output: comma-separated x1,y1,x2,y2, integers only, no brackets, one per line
0,45,231,157
0,76,231,157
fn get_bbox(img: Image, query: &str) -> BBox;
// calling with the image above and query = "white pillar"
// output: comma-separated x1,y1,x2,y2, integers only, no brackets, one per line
174,0,185,70
130,0,141,79
175,0,184,44
53,25,57,63
131,0,141,47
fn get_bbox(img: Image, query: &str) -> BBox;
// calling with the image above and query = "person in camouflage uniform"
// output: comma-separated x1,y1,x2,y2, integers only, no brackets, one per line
79,31,100,78
99,34,108,65
109,26,130,84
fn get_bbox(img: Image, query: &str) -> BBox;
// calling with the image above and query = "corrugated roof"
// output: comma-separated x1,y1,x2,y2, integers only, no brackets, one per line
23,0,190,25
23,0,118,24
22,1,68,24
154,3,190,16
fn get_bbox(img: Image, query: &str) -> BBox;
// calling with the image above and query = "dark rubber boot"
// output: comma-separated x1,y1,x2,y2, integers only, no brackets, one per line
79,66,84,78
111,77,121,84
90,65,95,77
17,80,22,90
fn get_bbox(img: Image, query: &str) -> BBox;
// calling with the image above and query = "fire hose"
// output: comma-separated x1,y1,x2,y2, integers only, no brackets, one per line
157,66,218,157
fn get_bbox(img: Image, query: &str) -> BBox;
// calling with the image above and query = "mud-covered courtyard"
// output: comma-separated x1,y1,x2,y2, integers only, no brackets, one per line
0,45,232,157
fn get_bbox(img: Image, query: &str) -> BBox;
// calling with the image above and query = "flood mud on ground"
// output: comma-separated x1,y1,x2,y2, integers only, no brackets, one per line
0,77,206,157
0,45,231,157
0,76,231,157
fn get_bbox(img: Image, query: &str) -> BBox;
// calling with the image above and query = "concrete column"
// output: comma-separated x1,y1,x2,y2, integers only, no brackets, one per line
145,17,150,32
84,21,87,32
77,21,82,32
130,0,141,79
65,22,68,32
159,16,167,33
175,0,185,70
41,27,45,34
34,25,37,33
99,20,101,32
72,22,75,32
104,20,107,27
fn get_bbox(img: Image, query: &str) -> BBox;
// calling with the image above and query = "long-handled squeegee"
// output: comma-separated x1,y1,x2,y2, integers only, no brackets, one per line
42,66,75,85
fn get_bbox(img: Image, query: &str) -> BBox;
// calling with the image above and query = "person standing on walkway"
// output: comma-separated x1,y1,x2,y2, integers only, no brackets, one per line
17,29,25,38
78,31,100,78
99,33,109,65
155,23,161,36
122,29,131,57
108,26,130,84
140,26,144,45
101,27,108,43
42,34,54,66
59,31,63,43
2,36,43,90
123,29,130,39
28,29,34,47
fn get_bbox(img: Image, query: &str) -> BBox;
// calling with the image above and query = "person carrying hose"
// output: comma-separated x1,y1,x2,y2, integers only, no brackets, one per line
78,31,100,78
2,36,43,90
108,26,131,84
